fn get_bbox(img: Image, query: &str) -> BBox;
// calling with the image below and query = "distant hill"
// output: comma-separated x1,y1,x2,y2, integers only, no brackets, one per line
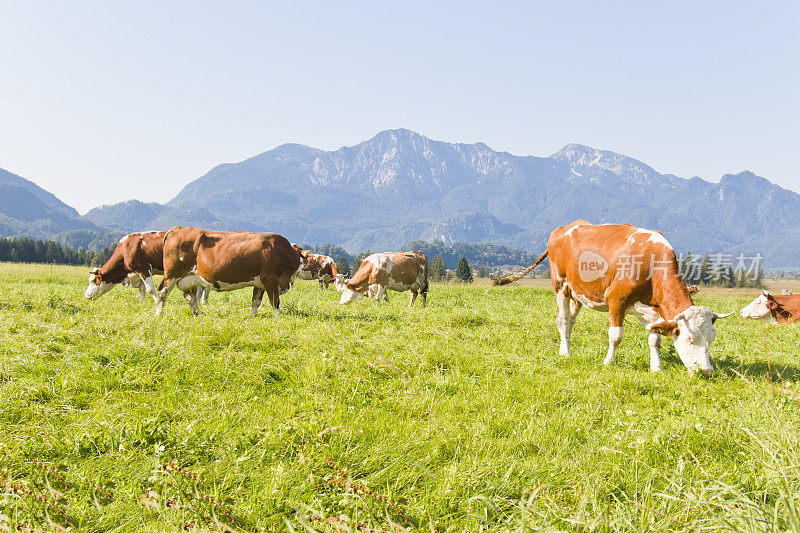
3,129,800,267
0,167,80,218
0,167,122,251
85,129,800,267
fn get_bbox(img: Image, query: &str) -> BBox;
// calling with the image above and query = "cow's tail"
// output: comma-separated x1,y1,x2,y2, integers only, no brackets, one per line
420,261,429,297
491,250,549,286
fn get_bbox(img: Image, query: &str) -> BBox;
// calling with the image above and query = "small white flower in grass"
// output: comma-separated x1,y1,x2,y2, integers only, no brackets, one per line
695,423,703,432
154,443,165,456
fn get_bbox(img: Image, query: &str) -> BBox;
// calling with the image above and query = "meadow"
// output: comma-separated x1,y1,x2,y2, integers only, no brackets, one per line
0,262,799,532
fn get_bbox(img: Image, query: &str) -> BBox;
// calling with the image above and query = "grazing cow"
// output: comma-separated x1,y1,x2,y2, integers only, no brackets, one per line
84,231,165,301
155,227,303,317
294,249,340,289
740,291,800,324
492,220,732,374
335,251,428,307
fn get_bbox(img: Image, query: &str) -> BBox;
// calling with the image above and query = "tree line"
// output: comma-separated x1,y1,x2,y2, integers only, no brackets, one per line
0,236,115,267
677,252,764,288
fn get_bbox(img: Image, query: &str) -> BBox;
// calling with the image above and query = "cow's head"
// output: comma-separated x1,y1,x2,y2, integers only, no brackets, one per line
84,268,117,299
334,274,362,304
648,306,733,375
740,291,777,321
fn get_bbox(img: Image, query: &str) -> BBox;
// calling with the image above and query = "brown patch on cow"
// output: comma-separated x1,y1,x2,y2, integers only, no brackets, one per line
766,294,800,324
649,321,679,337
94,231,166,284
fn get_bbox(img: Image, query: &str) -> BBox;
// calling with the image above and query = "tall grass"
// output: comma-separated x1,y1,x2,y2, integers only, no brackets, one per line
0,262,798,531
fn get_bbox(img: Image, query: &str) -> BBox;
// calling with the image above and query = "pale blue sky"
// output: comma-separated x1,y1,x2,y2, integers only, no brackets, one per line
1,1,798,213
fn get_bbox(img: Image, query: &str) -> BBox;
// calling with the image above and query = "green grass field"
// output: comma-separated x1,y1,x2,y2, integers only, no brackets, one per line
1,262,799,532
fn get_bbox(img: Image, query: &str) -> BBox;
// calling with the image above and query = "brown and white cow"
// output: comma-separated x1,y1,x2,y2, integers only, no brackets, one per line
740,291,800,324
493,220,732,374
294,250,340,289
155,227,303,317
84,231,165,301
335,251,428,307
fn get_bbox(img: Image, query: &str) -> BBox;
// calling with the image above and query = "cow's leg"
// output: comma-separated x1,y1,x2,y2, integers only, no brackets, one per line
408,290,418,308
648,331,662,372
251,288,265,317
196,286,209,305
556,287,580,356
632,306,663,372
371,284,387,306
318,279,324,291
138,285,147,302
183,288,203,316
141,274,158,303
265,282,281,317
155,278,178,316
604,304,625,366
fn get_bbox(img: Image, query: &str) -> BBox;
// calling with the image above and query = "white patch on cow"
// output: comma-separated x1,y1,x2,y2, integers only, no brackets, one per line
740,293,777,322
84,273,117,299
568,285,608,310
564,223,584,237
321,256,333,267
119,234,131,244
366,254,388,270
645,231,672,248
630,302,661,323
626,229,673,249
214,276,264,291
339,287,362,304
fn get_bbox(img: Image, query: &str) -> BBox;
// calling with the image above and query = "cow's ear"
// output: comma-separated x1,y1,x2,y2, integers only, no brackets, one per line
648,320,679,337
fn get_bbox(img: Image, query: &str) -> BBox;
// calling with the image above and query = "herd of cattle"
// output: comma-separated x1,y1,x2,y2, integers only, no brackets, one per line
83,221,798,376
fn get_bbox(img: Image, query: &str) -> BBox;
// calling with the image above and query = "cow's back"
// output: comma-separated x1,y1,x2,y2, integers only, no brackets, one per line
548,221,677,303
128,231,166,272
194,231,300,286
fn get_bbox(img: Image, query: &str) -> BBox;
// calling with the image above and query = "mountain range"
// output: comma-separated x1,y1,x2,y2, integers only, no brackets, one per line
2,129,799,267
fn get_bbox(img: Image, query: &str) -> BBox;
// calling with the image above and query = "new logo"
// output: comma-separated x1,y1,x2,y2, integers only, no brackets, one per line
578,250,608,282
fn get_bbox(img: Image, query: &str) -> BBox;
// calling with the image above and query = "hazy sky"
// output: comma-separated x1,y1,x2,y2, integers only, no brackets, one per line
1,1,798,213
